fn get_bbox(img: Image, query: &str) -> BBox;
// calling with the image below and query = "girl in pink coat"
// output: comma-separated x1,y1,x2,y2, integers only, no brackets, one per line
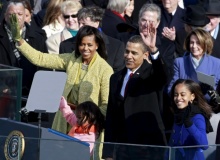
59,97,105,154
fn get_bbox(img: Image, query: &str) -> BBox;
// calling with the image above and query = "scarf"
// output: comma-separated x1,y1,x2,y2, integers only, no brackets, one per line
174,105,213,133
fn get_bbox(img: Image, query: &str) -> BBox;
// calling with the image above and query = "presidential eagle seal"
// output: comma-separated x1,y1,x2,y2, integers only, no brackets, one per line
4,130,25,160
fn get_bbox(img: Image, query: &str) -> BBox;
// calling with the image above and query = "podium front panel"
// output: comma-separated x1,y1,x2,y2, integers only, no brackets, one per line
0,118,40,160
40,128,90,160
0,119,90,160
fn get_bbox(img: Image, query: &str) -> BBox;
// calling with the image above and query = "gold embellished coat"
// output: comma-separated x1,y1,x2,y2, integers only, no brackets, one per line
17,41,113,133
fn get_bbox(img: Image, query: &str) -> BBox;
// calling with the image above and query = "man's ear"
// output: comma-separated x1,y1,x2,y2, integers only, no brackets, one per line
144,51,151,64
144,51,149,58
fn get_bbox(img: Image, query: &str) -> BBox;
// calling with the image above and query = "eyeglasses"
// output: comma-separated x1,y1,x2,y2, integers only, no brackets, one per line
63,14,78,19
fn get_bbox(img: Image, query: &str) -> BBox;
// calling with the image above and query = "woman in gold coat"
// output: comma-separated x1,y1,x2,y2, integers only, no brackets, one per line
11,21,113,133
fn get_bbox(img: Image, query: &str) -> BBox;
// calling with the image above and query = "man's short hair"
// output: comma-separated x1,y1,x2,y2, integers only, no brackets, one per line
128,35,149,53
77,6,104,25
139,3,161,23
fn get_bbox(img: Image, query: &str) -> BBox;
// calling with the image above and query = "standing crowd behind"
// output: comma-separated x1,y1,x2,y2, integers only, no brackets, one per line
1,0,220,160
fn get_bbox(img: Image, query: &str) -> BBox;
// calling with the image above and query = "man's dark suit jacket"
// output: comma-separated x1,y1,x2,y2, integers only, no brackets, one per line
59,32,125,72
101,9,125,38
0,20,48,97
102,58,168,158
157,5,185,38
211,24,220,59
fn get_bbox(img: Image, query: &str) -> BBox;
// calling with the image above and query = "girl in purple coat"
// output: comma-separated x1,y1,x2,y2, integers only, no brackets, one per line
169,79,213,160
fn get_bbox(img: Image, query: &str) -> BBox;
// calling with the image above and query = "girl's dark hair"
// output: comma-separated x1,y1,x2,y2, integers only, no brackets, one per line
75,25,107,60
170,79,212,118
75,101,105,138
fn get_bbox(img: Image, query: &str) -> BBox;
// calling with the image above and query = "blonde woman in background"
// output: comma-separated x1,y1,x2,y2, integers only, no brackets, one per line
42,0,65,38
124,0,134,24
46,0,82,53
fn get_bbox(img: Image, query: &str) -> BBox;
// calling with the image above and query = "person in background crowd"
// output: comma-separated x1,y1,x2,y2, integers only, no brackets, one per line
22,0,32,24
22,0,46,38
60,5,125,72
42,0,65,37
116,0,138,33
101,0,130,38
168,79,213,160
204,0,220,59
131,0,162,24
0,0,48,98
159,0,185,40
33,0,48,14
124,0,134,24
46,0,82,53
32,0,48,28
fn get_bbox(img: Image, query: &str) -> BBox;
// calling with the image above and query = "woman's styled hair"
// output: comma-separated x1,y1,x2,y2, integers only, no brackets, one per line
75,25,107,60
184,28,214,55
107,0,130,13
170,79,212,118
22,0,32,14
43,0,64,26
75,101,105,138
60,0,82,14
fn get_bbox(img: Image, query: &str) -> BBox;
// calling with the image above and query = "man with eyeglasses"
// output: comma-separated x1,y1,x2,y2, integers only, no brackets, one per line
59,5,125,72
46,1,82,53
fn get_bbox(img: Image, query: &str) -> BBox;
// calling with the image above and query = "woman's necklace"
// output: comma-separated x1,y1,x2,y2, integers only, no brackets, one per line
81,63,88,71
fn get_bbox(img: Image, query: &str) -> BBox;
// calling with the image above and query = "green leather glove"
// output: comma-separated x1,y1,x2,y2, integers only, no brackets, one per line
9,14,22,42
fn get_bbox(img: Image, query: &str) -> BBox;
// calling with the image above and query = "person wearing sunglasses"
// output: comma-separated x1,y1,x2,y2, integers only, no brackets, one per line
46,0,82,54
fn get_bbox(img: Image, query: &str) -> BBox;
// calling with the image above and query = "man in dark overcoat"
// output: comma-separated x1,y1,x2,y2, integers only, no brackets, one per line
0,0,48,98
102,9,169,159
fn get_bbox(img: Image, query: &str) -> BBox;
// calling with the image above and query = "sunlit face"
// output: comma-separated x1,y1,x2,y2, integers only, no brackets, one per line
24,8,31,24
138,11,160,36
63,9,79,30
205,16,220,32
162,0,178,12
5,3,25,29
174,83,195,109
190,34,204,59
79,35,98,64
78,17,99,28
124,42,145,72
125,0,134,17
